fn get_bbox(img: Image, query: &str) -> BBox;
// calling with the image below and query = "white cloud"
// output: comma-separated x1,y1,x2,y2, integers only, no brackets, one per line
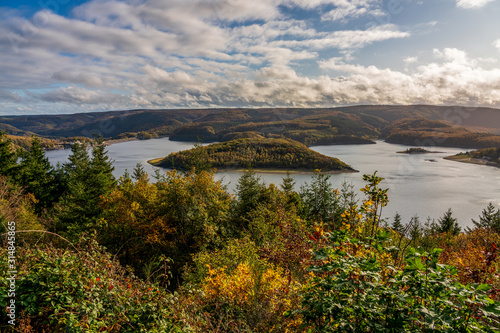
320,0,383,23
494,39,500,51
456,0,495,8
1,0,499,114
404,56,418,64
274,24,409,50
316,48,500,105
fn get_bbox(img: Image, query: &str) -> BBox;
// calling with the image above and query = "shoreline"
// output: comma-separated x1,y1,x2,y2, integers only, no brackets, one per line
443,156,499,168
147,158,357,174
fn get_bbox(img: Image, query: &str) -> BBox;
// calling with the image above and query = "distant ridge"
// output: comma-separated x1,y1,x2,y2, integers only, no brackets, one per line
1,105,499,149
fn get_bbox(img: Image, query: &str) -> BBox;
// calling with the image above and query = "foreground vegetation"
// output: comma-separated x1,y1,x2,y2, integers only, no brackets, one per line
149,138,355,172
2,131,500,332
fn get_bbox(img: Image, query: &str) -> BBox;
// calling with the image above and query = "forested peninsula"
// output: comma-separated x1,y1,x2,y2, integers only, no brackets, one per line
149,137,355,172
444,147,500,167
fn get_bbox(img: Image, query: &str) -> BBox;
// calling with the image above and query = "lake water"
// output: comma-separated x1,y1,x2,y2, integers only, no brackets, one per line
46,137,500,228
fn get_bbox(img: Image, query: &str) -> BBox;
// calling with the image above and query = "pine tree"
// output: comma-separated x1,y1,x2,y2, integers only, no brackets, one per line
281,171,295,193
408,215,422,242
0,130,18,178
132,163,148,181
472,202,500,232
391,212,404,234
300,170,340,225
436,208,461,235
16,136,61,214
235,170,265,221
56,138,115,236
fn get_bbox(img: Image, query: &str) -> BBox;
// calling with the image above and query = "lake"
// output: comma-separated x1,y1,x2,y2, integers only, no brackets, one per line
46,137,500,228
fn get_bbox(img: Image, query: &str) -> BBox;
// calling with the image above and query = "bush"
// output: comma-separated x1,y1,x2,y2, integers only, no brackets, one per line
293,229,500,332
0,239,181,332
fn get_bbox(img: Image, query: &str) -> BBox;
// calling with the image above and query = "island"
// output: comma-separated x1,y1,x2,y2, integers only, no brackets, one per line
396,147,443,154
148,137,356,173
444,147,500,168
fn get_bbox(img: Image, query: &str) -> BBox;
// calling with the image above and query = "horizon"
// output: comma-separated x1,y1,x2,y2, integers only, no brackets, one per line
1,0,500,115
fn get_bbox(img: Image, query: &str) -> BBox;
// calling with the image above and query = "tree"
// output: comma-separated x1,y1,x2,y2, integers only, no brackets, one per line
281,171,302,211
436,208,461,235
132,162,148,181
234,170,266,225
55,139,115,237
408,215,422,243
100,169,232,284
472,202,500,232
300,170,340,226
391,212,404,234
16,136,61,214
281,171,295,194
0,130,18,178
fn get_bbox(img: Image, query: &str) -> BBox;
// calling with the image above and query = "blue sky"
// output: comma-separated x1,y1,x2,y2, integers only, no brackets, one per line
1,0,500,115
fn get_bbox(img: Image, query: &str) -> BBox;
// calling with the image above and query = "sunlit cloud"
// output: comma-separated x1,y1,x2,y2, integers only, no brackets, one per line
0,0,499,114
456,0,496,9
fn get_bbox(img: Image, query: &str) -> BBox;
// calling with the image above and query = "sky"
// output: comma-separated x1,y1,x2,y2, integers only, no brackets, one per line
1,0,500,115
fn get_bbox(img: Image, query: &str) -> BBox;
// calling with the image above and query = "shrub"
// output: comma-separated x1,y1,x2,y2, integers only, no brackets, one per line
293,229,500,332
0,239,180,332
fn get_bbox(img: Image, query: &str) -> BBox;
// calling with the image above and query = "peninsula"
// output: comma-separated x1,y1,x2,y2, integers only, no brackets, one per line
444,147,500,168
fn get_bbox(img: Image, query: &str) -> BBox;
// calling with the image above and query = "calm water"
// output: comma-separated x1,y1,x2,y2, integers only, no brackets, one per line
46,138,500,228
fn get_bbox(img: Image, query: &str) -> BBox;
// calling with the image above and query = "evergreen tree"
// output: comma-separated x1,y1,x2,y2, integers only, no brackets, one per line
436,208,461,235
300,170,340,225
408,215,422,242
89,137,115,191
0,130,18,178
391,212,404,234
234,170,266,224
472,202,500,232
280,171,295,194
56,139,115,237
132,163,148,181
16,136,61,214
338,181,358,214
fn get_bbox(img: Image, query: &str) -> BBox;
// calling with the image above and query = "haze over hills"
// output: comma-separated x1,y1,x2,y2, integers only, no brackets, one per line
1,105,500,149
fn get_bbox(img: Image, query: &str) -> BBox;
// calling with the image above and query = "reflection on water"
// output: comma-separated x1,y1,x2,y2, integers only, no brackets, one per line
46,138,500,228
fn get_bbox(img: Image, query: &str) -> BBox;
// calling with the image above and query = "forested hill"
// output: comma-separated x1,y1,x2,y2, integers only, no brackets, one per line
381,118,500,148
1,105,500,148
148,138,355,172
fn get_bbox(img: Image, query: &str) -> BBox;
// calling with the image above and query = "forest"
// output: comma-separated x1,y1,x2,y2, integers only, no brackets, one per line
149,138,354,172
2,130,500,332
2,105,500,150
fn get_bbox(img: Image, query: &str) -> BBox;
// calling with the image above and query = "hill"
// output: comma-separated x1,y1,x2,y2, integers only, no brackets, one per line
381,117,500,148
148,138,356,172
2,106,500,148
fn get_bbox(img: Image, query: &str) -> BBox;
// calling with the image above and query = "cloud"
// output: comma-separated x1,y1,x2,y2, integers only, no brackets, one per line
39,86,125,104
404,56,418,64
320,0,384,23
456,0,495,8
273,24,409,50
494,39,500,51
0,90,22,103
315,48,500,105
0,0,499,114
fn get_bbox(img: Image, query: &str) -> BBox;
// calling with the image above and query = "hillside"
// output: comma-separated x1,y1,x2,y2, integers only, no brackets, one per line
381,117,500,149
2,106,500,148
148,138,356,172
